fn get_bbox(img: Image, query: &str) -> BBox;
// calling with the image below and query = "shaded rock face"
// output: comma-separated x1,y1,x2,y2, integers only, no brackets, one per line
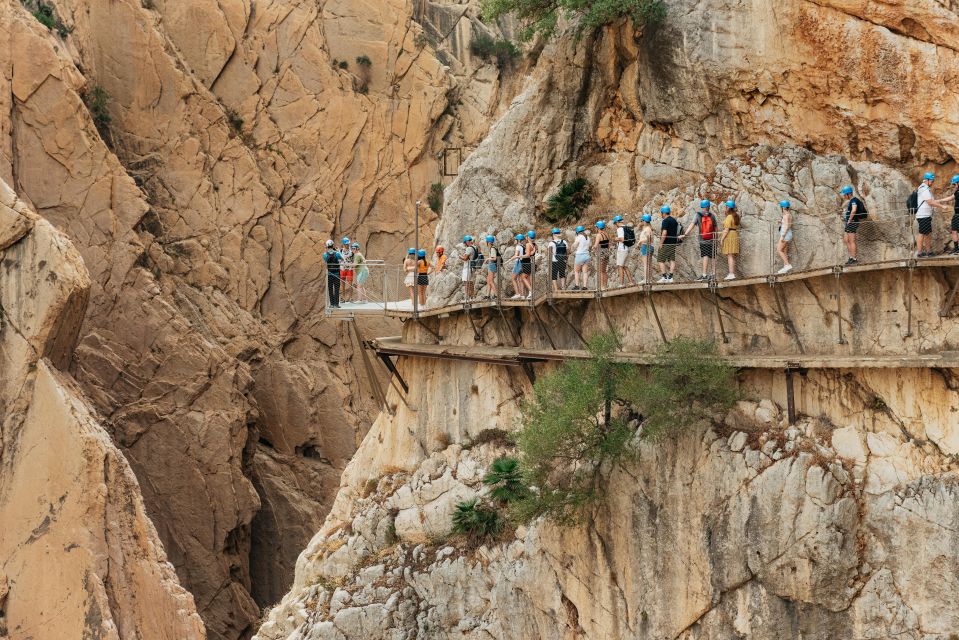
1,0,513,636
0,180,205,640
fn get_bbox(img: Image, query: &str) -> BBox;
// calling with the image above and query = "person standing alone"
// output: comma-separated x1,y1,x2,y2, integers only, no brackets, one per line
840,185,866,264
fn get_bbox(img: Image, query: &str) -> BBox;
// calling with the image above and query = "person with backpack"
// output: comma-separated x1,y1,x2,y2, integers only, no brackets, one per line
913,172,944,257
840,185,867,265
340,237,354,302
776,200,794,274
403,247,417,306
638,214,655,284
352,242,369,302
719,200,740,280
323,239,344,308
548,228,569,291
460,235,478,300
572,225,591,290
522,230,537,299
594,220,611,289
483,235,500,299
416,249,431,306
681,200,718,281
929,175,959,255
613,215,637,287
657,206,679,282
508,234,527,299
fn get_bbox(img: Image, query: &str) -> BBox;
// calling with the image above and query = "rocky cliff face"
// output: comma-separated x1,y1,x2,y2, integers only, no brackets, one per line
1,0,513,636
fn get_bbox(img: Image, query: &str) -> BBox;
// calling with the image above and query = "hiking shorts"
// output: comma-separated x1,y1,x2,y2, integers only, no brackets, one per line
574,253,590,266
416,274,429,286
917,217,933,235
461,264,472,282
521,259,532,275
699,240,715,259
951,214,959,233
657,244,676,262
844,220,861,234
487,262,497,273
615,246,629,266
342,269,354,282
551,260,567,280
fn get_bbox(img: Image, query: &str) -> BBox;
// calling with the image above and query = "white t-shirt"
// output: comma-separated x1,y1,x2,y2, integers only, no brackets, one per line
616,226,627,249
573,234,590,255
917,183,934,219
547,239,566,261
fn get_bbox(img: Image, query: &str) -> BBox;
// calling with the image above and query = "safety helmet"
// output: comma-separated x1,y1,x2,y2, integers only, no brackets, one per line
575,225,585,233
515,234,525,241
325,239,334,248
700,199,711,209
924,172,936,181
485,235,495,243
342,237,350,245
351,242,360,249
951,175,959,185
527,230,536,239
436,246,445,253
612,215,624,223
417,249,426,258
725,200,736,209
551,228,561,235
779,200,791,209
408,247,415,254
840,185,854,195
641,214,652,223
464,235,473,242
660,205,671,214
596,221,606,229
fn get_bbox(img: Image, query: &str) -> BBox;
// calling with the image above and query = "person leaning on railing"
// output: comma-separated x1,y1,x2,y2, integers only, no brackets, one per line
930,174,959,256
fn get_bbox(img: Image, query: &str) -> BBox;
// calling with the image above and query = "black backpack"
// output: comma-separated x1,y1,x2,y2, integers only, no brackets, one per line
906,190,919,215
323,251,340,268
469,246,484,269
553,239,567,260
623,225,636,247
675,221,685,244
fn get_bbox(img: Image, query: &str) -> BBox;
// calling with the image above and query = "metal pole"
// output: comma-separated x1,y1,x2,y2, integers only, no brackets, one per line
785,366,797,425
413,200,420,318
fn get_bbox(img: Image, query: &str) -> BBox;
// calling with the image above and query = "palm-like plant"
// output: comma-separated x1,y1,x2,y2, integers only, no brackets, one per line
483,457,529,503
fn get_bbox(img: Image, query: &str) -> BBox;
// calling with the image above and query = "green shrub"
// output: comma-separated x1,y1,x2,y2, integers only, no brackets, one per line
451,499,503,542
356,55,372,67
481,0,666,41
338,60,350,70
469,34,520,69
25,1,71,37
427,182,444,214
483,457,529,503
544,177,593,223
84,86,112,130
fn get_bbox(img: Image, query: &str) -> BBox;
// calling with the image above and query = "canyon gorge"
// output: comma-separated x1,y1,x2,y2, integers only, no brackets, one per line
1,0,958,639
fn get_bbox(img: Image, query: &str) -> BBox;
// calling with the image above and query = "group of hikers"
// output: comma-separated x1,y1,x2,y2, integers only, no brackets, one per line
320,238,369,309
322,173,959,308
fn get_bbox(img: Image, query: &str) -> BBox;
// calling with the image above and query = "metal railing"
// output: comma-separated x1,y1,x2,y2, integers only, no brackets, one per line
323,211,958,314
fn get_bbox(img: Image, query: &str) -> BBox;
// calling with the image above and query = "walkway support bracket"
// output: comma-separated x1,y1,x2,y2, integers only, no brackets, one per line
784,363,800,425
709,283,729,344
906,259,916,337
546,301,587,348
939,270,959,317
414,317,442,342
833,267,846,345
645,286,668,344
531,306,557,350
769,279,805,354
350,320,393,416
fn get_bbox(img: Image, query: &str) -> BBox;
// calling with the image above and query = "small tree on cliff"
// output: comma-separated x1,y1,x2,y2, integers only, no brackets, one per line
513,332,737,525
481,0,666,41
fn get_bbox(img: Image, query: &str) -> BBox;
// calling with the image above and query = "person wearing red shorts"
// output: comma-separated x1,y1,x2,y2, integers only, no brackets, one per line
340,237,354,302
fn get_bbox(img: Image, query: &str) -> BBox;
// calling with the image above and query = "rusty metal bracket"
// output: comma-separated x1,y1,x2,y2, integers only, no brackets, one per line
645,287,668,344
770,281,805,354
546,301,587,348
939,270,959,317
833,267,846,345
708,282,729,344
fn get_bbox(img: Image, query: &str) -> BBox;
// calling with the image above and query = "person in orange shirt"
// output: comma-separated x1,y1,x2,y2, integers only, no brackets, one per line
434,246,447,272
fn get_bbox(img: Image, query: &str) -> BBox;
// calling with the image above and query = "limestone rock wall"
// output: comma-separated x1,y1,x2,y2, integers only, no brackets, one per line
0,180,205,640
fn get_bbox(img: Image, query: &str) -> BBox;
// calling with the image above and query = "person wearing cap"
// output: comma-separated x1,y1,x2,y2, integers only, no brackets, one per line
931,175,959,255
483,235,500,299
508,233,527,299
434,246,447,273
719,200,740,280
323,239,344,308
352,242,369,302
776,200,794,274
572,225,591,290
460,235,478,300
403,247,417,306
416,249,431,306
613,215,637,287
638,214,655,284
680,200,718,281
657,206,678,282
547,228,569,291
916,172,944,257
340,237,354,302
522,230,537,299
840,185,867,265
593,220,611,289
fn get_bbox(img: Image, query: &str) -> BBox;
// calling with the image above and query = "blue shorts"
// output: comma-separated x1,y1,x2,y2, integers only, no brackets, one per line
487,263,497,273
575,253,590,266
512,261,522,275
640,245,651,257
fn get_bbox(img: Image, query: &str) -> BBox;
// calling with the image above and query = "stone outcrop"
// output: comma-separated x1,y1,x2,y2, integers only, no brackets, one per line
0,180,205,640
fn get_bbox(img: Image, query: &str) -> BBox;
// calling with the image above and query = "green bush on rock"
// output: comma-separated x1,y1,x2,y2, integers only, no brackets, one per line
481,0,667,41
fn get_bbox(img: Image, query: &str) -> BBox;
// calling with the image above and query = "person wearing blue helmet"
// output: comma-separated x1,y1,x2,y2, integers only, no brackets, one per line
915,172,944,257
638,214,655,283
482,235,499,299
839,185,867,264
415,249,431,306
593,221,611,289
460,235,479,300
522,231,537,299
508,233,528,298
930,175,959,255
548,228,568,290
572,225,591,290
719,200,740,280
681,199,718,281
339,237,355,302
776,200,794,274
323,240,344,308
657,206,678,282
403,248,417,306
612,215,637,287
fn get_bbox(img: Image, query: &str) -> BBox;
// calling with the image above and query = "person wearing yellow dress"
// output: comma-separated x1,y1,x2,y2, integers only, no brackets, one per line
720,200,741,280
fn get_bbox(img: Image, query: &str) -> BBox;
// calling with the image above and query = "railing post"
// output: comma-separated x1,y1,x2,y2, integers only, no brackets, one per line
595,250,602,296
546,244,554,302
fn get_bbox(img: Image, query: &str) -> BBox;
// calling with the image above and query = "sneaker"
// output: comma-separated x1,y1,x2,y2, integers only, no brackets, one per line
777,264,793,274
667,274,674,282
724,273,736,281
657,276,669,283
696,275,707,282
638,279,647,285
526,293,532,299
845,258,858,265
951,248,959,255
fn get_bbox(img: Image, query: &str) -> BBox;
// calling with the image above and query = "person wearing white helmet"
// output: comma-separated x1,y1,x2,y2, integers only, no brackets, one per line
839,185,866,265
776,200,794,274
613,215,636,287
322,239,344,308
931,175,959,255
